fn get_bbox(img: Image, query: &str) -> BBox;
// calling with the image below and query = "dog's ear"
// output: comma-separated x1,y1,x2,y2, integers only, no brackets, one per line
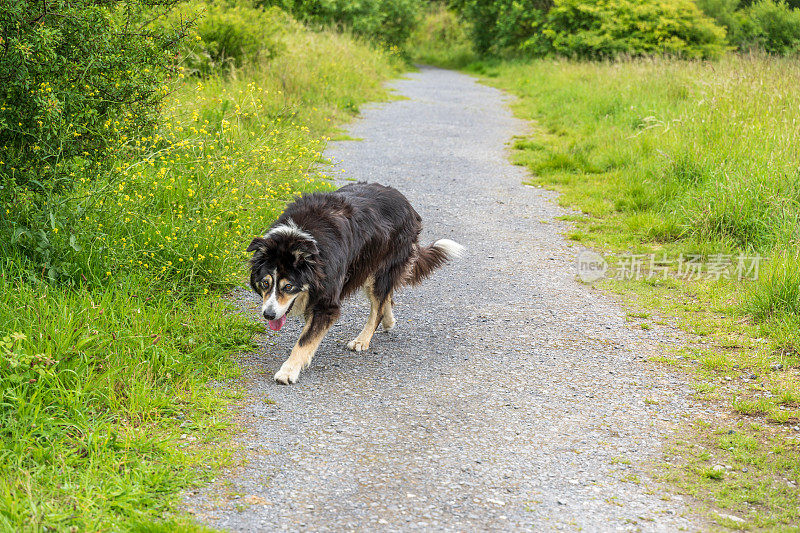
292,239,318,266
247,237,268,253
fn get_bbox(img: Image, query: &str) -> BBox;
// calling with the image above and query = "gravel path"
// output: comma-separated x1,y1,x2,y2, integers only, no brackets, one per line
187,67,705,532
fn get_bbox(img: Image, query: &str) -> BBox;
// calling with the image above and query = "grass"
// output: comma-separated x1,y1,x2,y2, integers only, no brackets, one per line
0,273,250,531
475,57,800,253
464,56,800,530
664,420,800,530
407,3,477,69
0,19,402,532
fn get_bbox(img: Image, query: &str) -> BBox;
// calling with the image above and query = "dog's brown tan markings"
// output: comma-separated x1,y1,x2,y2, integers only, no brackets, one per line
348,276,390,352
279,279,297,293
275,289,294,308
274,312,337,384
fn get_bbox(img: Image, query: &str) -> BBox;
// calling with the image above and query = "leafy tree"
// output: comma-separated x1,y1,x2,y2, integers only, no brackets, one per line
460,0,552,55
165,0,286,77
697,0,800,53
740,0,800,7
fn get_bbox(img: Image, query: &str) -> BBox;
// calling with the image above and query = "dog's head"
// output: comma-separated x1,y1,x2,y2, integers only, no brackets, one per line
247,221,319,331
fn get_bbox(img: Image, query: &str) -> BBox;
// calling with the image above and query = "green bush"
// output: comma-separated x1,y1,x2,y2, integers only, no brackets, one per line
696,0,800,54
743,0,800,53
459,0,552,55
261,0,421,48
740,0,800,8
543,0,728,59
695,0,746,42
171,0,286,76
457,0,727,58
0,0,183,191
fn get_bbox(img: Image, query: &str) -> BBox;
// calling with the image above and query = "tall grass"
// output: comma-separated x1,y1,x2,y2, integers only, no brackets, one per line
473,56,800,327
744,251,800,323
0,20,402,531
407,3,477,68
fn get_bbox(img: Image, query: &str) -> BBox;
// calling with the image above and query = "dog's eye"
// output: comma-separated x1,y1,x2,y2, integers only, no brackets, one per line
283,283,295,292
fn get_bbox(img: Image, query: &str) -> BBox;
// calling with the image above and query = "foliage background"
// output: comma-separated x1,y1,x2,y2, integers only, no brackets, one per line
452,0,728,58
447,0,800,58
258,0,421,48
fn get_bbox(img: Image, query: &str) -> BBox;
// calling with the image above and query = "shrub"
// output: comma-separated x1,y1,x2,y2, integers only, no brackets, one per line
697,0,800,53
695,0,746,42
261,0,421,48
457,0,727,59
743,0,800,54
2,13,402,285
459,0,552,55
740,0,800,7
0,0,184,191
170,0,286,76
543,0,728,59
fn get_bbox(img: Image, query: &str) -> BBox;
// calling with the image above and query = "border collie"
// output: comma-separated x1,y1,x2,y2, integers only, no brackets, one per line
247,182,463,384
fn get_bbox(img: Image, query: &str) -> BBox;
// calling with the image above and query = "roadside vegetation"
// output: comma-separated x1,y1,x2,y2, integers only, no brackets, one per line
407,3,477,68
0,1,401,529
409,1,800,529
260,0,421,49
4,0,800,529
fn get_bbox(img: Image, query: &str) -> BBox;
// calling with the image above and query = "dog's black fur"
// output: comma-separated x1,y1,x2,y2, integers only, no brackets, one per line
247,182,462,383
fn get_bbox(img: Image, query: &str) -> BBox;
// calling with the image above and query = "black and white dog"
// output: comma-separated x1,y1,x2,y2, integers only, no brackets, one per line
247,182,463,384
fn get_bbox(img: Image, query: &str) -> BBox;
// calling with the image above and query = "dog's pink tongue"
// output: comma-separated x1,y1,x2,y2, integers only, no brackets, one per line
268,315,287,331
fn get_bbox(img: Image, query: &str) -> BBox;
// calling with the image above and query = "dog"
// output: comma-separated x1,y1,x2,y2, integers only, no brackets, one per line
246,182,463,384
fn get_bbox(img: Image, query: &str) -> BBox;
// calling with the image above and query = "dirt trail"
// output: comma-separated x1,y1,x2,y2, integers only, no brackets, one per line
187,66,706,532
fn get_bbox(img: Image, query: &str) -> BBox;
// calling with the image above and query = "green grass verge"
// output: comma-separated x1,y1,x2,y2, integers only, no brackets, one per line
0,22,402,531
465,56,800,529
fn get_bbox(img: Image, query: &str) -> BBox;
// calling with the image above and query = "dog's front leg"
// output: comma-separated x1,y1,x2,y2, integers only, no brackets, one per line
274,309,338,384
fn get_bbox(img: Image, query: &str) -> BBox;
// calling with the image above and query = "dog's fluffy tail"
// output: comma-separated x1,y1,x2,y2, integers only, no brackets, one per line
406,239,464,286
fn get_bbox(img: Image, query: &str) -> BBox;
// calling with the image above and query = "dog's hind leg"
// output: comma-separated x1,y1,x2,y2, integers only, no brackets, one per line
381,293,395,331
377,250,413,332
347,279,387,352
275,308,338,384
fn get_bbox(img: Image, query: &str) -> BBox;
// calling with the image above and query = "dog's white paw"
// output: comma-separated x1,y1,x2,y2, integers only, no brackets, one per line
382,316,396,331
274,363,301,384
347,338,370,352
